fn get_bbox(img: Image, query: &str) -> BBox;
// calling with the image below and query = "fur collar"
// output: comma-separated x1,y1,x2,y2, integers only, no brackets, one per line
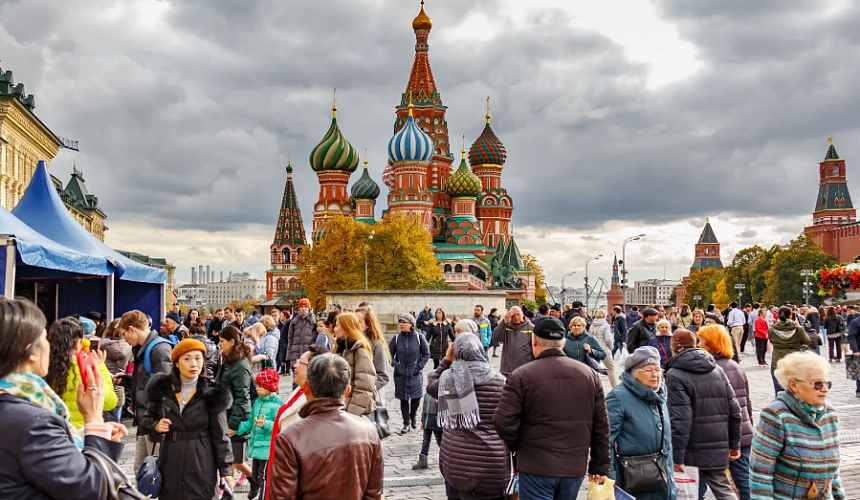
145,373,232,413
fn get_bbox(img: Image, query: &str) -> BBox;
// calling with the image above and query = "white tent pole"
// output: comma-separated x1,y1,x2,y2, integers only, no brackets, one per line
4,239,15,299
106,276,115,322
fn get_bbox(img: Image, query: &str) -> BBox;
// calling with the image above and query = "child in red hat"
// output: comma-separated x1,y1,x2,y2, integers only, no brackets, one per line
237,369,283,499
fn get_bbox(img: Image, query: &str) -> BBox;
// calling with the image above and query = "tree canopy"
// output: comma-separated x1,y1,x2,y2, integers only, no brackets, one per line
522,253,547,305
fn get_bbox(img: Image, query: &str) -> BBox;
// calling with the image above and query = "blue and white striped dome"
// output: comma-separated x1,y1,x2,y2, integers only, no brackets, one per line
387,105,435,164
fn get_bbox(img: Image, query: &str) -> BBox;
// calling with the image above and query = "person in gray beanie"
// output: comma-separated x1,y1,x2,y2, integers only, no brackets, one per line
390,311,430,434
605,346,677,499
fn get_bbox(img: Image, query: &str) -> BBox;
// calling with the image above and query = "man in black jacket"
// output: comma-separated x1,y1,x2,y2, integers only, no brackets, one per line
207,308,226,342
118,310,173,472
626,307,658,353
666,330,741,500
611,305,628,358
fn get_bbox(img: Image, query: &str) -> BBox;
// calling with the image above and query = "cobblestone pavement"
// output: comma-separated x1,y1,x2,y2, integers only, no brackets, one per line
117,341,860,499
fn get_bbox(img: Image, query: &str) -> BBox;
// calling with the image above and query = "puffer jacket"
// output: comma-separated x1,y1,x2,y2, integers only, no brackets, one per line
60,358,118,429
490,319,535,376
823,317,843,339
216,358,253,442
665,348,742,469
606,372,677,500
627,319,656,353
338,340,378,416
427,359,510,496
259,329,279,364
768,320,811,368
589,318,613,351
389,329,430,401
237,393,284,460
268,399,383,500
563,332,606,365
190,334,220,379
103,338,132,405
286,313,317,365
712,354,754,448
427,320,455,360
648,335,673,369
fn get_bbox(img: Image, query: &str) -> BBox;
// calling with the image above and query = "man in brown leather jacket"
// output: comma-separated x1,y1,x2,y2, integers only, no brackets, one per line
268,353,383,499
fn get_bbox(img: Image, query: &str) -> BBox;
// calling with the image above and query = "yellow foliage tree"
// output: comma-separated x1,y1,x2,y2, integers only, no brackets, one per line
298,213,443,310
711,277,731,310
522,254,547,304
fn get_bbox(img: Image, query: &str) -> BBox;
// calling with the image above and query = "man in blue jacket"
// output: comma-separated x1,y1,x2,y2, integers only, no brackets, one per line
612,305,628,358
472,304,493,353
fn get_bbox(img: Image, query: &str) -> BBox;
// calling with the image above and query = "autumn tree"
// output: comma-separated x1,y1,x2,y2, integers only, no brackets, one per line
711,277,731,310
722,245,768,303
683,268,724,308
761,233,836,306
522,253,547,305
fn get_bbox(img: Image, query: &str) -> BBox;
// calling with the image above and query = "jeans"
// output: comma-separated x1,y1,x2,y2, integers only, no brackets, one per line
612,340,624,358
856,379,860,394
419,428,442,456
828,337,843,360
771,366,784,395
728,446,751,500
518,472,584,500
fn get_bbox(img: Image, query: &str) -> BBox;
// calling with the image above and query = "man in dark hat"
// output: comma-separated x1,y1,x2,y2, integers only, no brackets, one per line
495,317,609,498
626,307,658,353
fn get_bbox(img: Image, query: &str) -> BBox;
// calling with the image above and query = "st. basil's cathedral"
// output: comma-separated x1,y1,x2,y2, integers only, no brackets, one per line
266,2,535,302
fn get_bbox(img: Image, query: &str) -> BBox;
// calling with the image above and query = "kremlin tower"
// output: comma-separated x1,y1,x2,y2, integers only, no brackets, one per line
806,140,860,262
605,254,624,312
690,218,723,272
266,161,307,300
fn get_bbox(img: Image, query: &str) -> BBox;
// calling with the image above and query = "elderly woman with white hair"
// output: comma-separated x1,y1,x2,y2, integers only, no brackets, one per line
750,352,844,500
648,319,673,369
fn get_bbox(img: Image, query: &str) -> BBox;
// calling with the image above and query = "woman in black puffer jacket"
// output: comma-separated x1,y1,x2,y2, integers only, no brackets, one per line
426,308,455,369
427,333,509,500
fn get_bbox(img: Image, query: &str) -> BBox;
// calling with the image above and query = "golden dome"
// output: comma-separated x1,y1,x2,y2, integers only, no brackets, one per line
412,1,433,31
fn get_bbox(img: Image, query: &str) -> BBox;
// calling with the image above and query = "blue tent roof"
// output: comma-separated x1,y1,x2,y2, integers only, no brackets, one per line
0,202,114,276
13,161,167,284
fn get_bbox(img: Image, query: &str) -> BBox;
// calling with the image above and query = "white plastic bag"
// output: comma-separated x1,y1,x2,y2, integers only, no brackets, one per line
675,466,699,500
587,478,615,500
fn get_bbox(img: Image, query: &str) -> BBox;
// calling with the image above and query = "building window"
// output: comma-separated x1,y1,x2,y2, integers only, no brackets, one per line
282,249,291,264
444,264,452,273
834,165,840,177
455,264,463,273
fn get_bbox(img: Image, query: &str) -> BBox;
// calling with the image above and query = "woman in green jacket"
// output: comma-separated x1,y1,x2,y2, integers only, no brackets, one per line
217,326,254,499
563,316,606,369
768,306,811,395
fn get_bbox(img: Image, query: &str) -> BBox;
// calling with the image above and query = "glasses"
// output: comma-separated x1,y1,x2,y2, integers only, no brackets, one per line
636,368,662,375
798,380,832,391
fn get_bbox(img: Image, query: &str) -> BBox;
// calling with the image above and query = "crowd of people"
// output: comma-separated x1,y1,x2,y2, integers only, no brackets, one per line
0,296,851,500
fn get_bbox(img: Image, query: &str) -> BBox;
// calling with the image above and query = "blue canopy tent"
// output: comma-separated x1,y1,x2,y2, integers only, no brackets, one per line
13,161,168,321
0,203,116,319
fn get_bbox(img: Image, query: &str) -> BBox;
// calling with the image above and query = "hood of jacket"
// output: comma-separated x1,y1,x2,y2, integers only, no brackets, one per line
145,372,232,413
666,348,716,374
591,318,608,327
771,319,801,340
619,371,666,404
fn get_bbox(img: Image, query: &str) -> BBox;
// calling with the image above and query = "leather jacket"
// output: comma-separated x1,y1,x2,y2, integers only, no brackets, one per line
269,398,383,499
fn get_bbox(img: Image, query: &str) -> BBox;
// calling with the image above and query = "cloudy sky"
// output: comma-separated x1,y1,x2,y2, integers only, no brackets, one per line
2,0,859,289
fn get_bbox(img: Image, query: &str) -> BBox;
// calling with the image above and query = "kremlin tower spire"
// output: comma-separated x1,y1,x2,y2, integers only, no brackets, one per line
470,96,512,250
309,89,359,242
266,158,308,300
691,218,724,272
605,254,624,312
805,138,858,259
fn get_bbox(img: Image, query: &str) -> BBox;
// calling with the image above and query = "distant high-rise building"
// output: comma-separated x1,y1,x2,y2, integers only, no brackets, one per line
220,271,224,282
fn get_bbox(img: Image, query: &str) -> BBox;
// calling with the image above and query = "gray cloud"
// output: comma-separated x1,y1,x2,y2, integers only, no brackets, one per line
1,0,857,262
738,228,757,239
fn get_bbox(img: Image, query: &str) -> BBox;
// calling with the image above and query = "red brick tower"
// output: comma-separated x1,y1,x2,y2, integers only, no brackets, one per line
606,254,624,312
806,140,857,258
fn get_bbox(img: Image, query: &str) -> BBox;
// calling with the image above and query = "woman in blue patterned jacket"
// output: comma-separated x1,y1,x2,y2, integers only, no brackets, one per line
750,351,844,500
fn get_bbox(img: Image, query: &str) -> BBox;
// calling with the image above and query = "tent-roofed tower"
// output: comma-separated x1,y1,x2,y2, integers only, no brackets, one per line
606,254,624,312
266,160,308,300
806,139,859,261
690,218,723,272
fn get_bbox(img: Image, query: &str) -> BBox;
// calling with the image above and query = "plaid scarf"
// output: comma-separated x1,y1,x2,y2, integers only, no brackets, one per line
0,372,85,450
437,334,495,429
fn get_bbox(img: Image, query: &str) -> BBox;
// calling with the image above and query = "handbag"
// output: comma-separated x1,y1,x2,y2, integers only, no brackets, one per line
83,447,150,500
586,355,601,371
136,441,162,498
614,405,669,493
365,407,392,440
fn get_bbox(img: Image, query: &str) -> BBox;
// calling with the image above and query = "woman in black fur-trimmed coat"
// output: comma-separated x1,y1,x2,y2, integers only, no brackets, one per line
142,371,234,500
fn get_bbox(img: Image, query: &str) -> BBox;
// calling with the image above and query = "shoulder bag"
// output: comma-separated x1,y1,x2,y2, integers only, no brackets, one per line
365,406,392,440
84,447,150,500
136,405,164,497
614,403,669,493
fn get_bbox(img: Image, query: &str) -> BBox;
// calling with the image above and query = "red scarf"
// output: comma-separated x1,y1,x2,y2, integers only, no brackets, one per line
265,388,305,500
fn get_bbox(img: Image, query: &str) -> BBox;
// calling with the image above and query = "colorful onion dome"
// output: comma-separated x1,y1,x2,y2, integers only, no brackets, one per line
388,101,435,164
446,146,482,198
351,154,381,200
309,98,359,173
412,0,433,31
469,101,507,166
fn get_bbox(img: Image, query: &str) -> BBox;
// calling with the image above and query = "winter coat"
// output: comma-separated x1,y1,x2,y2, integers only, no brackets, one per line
626,311,642,328
807,312,822,335
491,319,536,376
614,314,628,343
286,313,317,364
339,340,378,416
563,332,606,365
849,318,860,353
190,334,220,379
427,359,510,496
606,372,677,500
421,392,441,432
673,314,693,329
473,315,493,347
427,320,455,360
60,357,118,429
712,354,754,448
131,330,173,434
750,392,844,500
207,317,225,341
371,339,390,393
259,329,279,363
0,391,123,500
389,329,430,400
216,358,253,441
627,319,656,353
768,320,811,368
590,318,613,351
665,348,742,469
103,338,132,405
494,349,611,478
237,393,284,460
417,309,434,334
648,336,673,369
142,374,233,500
823,317,843,339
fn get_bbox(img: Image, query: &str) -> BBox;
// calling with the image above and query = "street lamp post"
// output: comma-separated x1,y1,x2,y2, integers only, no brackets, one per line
620,234,645,312
734,283,746,305
584,254,603,311
561,271,577,304
364,231,375,290
801,269,814,305
693,295,702,309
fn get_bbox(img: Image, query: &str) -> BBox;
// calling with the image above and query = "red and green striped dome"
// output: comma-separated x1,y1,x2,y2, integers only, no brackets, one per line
468,114,506,166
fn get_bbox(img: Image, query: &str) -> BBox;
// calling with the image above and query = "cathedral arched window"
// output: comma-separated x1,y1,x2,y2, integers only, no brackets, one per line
276,278,286,291
455,264,463,273
444,264,452,273
834,165,840,177
282,249,291,264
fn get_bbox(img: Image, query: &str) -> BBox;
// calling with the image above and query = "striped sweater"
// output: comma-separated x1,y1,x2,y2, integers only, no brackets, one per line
750,392,843,500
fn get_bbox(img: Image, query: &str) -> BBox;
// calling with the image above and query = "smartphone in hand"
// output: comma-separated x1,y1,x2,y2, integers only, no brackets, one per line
77,339,97,387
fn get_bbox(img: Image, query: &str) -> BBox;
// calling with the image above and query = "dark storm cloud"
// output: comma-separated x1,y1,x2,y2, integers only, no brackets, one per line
0,0,858,236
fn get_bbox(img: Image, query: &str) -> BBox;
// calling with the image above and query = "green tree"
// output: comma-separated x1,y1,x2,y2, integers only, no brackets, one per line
748,245,780,302
761,233,837,306
683,268,724,308
723,245,768,303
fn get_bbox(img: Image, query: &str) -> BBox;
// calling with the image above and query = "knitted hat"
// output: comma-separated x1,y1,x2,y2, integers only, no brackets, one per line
454,319,478,334
78,317,97,336
625,346,661,372
165,312,181,324
398,313,417,326
298,298,311,309
671,329,697,353
170,338,208,364
533,316,565,340
256,368,280,393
